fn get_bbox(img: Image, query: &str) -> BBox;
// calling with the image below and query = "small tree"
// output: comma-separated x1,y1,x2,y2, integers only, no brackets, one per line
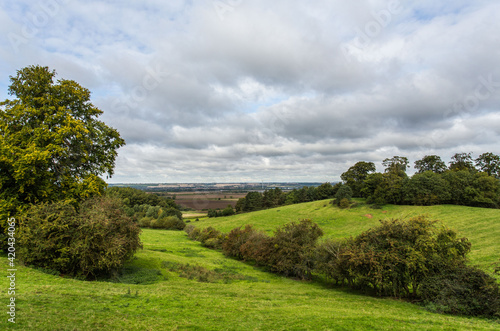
334,184,353,206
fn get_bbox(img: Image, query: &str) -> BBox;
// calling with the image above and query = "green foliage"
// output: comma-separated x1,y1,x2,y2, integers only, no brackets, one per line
197,226,225,249
420,264,500,318
107,187,185,229
383,156,409,176
18,197,142,278
207,205,235,218
403,171,451,205
414,155,447,174
319,216,471,298
341,161,376,197
449,152,476,172
265,219,323,279
0,66,124,211
475,152,500,178
222,225,257,259
339,198,351,209
334,184,353,206
0,65,125,248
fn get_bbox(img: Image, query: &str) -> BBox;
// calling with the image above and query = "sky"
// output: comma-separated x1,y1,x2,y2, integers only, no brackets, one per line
1,0,499,183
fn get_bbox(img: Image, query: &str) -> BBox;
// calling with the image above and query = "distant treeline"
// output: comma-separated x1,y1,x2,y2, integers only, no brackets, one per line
207,183,340,217
343,153,500,208
209,152,500,217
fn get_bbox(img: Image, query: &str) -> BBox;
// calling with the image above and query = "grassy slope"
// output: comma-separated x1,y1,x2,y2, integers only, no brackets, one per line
198,200,500,271
1,201,499,330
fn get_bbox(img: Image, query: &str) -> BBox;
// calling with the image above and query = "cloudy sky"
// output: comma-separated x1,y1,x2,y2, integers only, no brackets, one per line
1,0,499,183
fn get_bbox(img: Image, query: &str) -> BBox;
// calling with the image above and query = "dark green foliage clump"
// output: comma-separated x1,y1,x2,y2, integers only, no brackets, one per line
317,216,471,298
265,219,323,279
420,265,500,318
18,197,142,279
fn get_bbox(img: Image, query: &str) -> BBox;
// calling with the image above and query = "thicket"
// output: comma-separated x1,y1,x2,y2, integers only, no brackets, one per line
106,187,185,230
207,205,235,218
18,197,142,279
186,217,500,318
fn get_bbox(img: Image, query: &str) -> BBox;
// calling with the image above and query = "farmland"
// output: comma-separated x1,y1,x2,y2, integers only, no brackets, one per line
167,192,247,212
2,200,499,330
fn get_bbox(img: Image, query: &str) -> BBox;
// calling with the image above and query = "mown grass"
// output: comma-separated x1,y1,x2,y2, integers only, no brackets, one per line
1,201,499,330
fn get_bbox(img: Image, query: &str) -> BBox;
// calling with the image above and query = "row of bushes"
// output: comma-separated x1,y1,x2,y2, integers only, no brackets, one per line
185,217,500,318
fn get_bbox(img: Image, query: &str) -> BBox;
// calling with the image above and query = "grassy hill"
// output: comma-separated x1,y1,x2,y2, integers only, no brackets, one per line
198,200,500,271
1,201,499,330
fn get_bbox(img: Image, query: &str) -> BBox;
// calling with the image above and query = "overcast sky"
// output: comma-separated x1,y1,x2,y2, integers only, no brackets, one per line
1,0,500,183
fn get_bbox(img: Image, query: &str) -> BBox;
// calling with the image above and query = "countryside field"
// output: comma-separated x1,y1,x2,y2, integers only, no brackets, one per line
165,192,247,212
2,200,499,330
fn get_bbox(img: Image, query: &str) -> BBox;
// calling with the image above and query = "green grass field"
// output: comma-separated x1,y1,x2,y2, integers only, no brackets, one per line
1,201,499,330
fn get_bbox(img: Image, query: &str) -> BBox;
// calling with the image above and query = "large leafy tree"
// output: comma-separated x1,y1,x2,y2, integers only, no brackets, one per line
382,156,409,176
475,152,500,178
449,152,476,172
340,161,376,197
414,155,447,174
0,65,125,219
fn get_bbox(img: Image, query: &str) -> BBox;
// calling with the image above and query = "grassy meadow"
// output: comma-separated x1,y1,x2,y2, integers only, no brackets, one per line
1,200,499,330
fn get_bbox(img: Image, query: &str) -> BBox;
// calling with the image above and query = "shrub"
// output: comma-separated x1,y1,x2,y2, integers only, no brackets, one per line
339,198,350,209
239,231,272,265
319,216,471,298
197,227,224,248
266,219,323,279
420,265,500,318
222,225,257,259
18,197,142,279
334,185,353,206
186,226,201,241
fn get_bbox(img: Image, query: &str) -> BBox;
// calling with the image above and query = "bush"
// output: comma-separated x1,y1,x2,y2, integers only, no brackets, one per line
266,219,323,279
222,225,257,259
420,265,500,318
318,216,471,298
18,197,142,279
197,227,224,248
334,185,353,206
339,198,350,209
239,231,272,265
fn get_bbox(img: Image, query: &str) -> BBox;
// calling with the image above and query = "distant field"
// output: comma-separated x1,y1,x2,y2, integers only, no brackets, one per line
169,192,247,211
1,200,499,330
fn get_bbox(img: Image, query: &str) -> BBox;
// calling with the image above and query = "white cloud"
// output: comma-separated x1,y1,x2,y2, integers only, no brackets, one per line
1,1,499,182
